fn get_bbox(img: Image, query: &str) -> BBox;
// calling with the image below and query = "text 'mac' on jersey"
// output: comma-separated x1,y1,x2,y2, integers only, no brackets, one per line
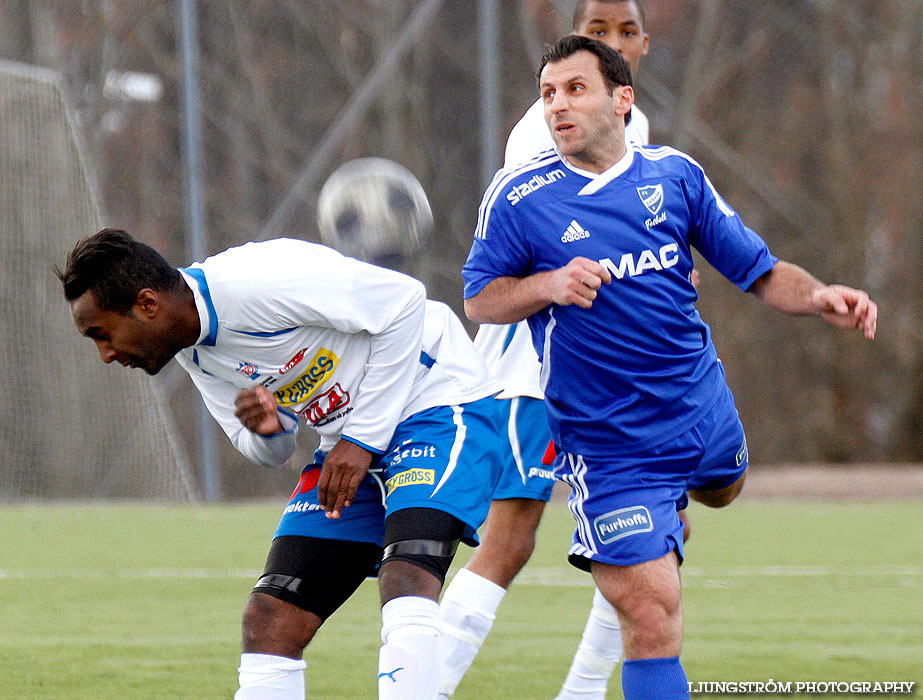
463,146,778,459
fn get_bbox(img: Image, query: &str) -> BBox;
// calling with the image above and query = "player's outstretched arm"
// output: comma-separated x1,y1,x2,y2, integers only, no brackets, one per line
749,260,878,339
465,257,612,324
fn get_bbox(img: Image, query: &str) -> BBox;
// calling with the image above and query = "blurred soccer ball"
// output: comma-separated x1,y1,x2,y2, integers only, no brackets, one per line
317,157,433,267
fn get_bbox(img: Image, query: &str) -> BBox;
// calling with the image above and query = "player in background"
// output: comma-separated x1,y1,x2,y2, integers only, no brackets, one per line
504,0,650,165
58,230,504,700
439,3,670,699
463,36,877,700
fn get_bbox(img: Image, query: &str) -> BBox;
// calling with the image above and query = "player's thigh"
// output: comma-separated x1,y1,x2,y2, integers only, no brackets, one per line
378,506,468,601
480,496,548,551
559,453,689,571
254,535,383,619
255,455,387,625
490,396,556,502
377,398,505,546
466,497,548,587
591,550,682,616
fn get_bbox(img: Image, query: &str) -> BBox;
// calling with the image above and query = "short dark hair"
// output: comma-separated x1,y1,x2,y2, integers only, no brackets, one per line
538,34,633,93
56,228,181,313
572,0,645,31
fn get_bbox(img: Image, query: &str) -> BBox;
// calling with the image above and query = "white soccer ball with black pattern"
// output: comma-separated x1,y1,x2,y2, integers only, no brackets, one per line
317,157,433,268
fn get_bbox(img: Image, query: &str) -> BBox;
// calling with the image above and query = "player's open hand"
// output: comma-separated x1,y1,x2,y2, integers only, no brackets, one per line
317,439,374,520
234,386,285,436
548,257,612,309
811,284,878,339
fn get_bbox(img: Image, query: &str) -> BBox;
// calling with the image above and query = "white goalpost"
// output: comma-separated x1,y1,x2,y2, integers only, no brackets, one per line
0,58,198,501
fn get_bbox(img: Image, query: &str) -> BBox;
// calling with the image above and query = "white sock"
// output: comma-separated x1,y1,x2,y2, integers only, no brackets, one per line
379,596,442,700
438,568,507,698
555,588,623,700
234,653,306,700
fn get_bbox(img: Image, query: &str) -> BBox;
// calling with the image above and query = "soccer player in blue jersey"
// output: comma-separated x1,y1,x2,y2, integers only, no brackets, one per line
440,4,676,699
59,230,504,700
463,36,877,700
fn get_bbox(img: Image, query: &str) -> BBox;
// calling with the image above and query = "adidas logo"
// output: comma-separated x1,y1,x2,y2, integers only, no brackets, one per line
561,220,590,243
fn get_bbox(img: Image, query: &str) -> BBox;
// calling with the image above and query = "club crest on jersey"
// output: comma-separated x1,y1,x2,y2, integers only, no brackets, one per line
237,362,260,379
637,184,664,215
594,505,653,544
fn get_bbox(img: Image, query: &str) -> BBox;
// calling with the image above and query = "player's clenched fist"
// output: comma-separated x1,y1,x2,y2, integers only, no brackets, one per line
546,256,612,308
233,386,284,436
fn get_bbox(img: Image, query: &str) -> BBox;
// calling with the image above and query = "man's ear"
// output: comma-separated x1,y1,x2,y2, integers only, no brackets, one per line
614,84,634,118
134,288,160,319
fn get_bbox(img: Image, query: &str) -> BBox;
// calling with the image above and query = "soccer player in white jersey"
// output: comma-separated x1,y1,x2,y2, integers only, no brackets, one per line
440,3,663,699
463,36,877,700
59,229,505,700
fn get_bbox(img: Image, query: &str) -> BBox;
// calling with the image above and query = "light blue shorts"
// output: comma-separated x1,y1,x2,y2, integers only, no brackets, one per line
491,396,556,502
558,384,748,569
275,398,504,547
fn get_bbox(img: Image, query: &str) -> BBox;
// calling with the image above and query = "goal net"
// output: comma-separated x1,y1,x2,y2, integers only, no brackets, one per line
0,59,198,501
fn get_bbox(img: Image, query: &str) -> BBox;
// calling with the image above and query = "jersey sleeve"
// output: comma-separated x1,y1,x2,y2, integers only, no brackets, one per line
463,174,533,299
176,353,299,468
684,160,778,291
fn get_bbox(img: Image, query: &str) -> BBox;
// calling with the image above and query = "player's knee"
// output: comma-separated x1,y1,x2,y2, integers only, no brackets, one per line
378,540,458,603
614,592,682,657
241,593,312,656
502,532,537,576
467,528,536,588
241,593,281,647
379,507,466,602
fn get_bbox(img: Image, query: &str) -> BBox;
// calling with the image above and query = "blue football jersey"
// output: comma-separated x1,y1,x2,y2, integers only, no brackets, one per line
463,145,778,458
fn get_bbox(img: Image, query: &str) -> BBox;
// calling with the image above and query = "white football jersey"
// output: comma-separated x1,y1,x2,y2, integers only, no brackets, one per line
504,98,649,168
475,99,649,399
175,238,498,466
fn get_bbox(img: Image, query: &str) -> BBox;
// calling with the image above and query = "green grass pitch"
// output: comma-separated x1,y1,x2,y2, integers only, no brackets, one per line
0,499,919,699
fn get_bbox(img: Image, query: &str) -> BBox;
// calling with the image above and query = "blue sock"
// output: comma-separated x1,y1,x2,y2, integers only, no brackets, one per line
621,657,690,700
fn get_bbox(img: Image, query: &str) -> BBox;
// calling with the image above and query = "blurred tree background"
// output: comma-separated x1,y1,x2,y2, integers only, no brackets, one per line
0,0,919,498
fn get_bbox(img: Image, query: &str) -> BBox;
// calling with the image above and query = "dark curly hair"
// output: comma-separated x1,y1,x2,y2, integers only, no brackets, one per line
56,228,181,313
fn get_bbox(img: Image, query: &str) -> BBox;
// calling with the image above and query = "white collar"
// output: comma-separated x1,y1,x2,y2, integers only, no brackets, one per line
558,146,635,196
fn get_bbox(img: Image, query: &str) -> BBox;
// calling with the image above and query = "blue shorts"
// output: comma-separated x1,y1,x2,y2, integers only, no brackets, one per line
275,398,504,547
558,385,748,570
491,396,556,502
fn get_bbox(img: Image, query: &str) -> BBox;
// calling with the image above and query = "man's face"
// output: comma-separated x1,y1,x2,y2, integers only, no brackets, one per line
541,51,630,167
70,290,177,375
575,1,649,76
